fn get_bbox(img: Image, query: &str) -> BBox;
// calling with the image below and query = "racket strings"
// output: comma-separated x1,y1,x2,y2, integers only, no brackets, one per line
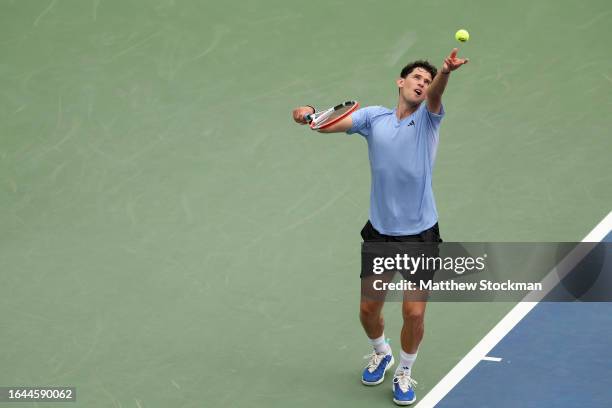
309,101,358,130
312,109,333,125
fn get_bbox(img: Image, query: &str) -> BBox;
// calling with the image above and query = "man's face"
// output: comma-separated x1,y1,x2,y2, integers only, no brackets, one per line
397,67,433,105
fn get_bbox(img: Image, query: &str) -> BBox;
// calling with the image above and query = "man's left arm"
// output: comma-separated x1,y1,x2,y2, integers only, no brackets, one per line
427,48,469,114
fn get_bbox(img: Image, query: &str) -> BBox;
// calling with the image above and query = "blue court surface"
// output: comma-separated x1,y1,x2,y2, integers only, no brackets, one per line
421,217,612,408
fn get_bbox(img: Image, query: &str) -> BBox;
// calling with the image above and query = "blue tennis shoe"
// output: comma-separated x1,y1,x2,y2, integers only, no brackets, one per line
361,351,394,385
392,368,417,405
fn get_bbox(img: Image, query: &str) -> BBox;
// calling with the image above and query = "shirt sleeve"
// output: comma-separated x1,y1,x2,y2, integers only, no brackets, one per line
421,102,445,132
346,106,383,138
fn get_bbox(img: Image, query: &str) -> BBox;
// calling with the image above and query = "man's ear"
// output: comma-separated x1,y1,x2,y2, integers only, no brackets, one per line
396,78,404,88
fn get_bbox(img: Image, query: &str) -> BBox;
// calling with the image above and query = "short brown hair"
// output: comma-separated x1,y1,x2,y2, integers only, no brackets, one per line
400,60,437,79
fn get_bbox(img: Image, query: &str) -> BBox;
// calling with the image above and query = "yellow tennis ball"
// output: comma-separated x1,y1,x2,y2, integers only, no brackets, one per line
455,29,469,42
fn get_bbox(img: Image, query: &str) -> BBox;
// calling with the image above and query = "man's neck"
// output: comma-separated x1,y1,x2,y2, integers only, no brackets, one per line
396,100,420,120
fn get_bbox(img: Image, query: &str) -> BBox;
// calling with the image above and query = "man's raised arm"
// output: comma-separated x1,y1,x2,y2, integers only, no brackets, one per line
427,48,469,114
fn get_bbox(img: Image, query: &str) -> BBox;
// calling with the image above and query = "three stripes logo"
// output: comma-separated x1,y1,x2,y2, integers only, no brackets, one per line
407,120,415,127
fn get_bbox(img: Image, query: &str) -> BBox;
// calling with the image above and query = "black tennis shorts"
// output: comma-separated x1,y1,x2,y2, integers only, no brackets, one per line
360,220,442,244
360,220,442,281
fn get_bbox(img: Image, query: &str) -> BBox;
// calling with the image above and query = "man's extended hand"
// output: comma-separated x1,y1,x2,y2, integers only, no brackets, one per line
292,106,315,125
441,48,469,73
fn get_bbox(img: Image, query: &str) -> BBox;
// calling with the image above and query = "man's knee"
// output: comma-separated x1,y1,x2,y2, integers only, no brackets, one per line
402,304,425,323
360,301,383,320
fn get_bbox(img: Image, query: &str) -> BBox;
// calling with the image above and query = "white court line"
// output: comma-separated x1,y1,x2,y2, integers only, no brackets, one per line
417,211,612,408
481,356,502,362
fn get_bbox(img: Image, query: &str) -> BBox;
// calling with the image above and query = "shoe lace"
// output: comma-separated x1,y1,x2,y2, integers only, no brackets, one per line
393,368,417,393
363,351,385,373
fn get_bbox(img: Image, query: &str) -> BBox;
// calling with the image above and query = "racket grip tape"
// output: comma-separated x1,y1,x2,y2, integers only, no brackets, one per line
304,105,316,123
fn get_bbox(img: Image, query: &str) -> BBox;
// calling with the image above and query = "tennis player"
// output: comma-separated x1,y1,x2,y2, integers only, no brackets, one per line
291,48,468,405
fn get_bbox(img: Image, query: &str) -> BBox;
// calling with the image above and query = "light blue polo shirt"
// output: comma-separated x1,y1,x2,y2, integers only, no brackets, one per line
347,102,444,235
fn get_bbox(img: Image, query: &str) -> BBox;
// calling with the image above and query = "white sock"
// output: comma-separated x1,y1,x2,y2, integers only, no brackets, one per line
368,334,390,355
396,350,418,375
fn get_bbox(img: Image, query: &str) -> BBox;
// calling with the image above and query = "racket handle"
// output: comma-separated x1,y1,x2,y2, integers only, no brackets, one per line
303,113,313,123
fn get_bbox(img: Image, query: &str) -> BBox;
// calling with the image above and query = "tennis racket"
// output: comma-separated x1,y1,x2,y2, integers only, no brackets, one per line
304,100,359,130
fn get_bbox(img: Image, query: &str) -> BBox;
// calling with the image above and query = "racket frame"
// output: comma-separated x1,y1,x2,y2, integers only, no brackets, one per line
305,101,359,130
